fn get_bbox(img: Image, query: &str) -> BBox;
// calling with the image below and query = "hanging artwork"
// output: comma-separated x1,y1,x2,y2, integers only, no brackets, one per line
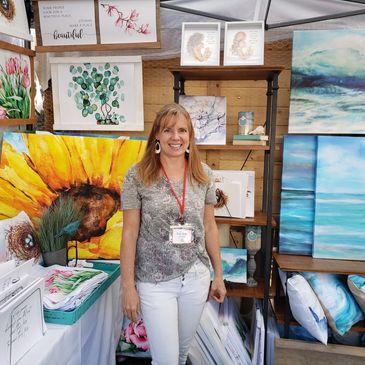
288,29,365,134
313,136,365,261
180,22,220,66
0,132,147,259
34,0,160,52
50,56,144,131
0,0,32,41
279,135,317,256
179,95,226,145
0,41,35,126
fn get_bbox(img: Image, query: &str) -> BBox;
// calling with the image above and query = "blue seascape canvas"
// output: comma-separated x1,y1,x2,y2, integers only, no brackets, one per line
313,136,365,260
279,135,317,255
288,29,365,134
218,248,247,283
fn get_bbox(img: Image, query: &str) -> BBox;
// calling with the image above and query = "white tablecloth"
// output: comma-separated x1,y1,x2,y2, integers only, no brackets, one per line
18,279,123,365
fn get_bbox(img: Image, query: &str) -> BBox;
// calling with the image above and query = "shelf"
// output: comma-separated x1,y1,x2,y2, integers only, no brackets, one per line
198,144,269,151
226,277,276,299
169,66,284,81
274,297,365,333
215,211,277,227
273,252,365,275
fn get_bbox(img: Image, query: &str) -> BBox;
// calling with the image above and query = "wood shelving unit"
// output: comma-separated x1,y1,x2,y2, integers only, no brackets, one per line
226,276,276,299
198,144,269,151
216,212,277,227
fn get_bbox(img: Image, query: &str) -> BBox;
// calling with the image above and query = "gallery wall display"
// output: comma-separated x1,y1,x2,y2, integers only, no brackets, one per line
180,22,221,66
0,132,147,259
223,21,264,66
33,0,160,52
50,56,144,131
179,95,226,145
288,29,365,134
0,0,32,41
0,41,36,126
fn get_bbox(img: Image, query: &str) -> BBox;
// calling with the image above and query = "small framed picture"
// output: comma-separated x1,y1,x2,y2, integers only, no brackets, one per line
180,22,220,66
223,21,264,66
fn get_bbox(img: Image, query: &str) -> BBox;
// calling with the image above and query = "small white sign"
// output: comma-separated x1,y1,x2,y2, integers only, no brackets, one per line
38,0,97,46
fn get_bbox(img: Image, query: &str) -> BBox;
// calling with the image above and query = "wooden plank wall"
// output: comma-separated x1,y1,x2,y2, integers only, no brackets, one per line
43,39,293,215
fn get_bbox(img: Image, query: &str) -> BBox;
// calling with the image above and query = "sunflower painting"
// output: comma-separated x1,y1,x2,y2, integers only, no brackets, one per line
0,132,146,259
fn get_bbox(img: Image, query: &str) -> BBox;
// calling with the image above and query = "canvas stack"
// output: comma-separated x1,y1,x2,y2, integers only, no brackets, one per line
232,134,268,146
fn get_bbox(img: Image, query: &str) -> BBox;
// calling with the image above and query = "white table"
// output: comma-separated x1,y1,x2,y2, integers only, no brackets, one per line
18,279,123,365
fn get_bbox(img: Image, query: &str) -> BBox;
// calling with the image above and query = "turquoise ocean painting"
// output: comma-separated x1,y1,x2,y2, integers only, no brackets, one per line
313,136,365,260
279,135,316,255
288,29,365,134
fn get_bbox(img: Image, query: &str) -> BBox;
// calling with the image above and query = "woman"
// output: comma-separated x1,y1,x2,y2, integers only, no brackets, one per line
121,103,226,365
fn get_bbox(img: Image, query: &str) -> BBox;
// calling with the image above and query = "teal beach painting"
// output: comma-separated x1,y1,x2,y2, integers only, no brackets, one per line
288,29,365,134
313,136,365,260
279,135,317,255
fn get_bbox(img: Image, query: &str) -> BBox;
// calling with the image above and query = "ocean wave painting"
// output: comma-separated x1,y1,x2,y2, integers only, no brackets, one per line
288,29,365,134
313,136,365,260
279,135,317,255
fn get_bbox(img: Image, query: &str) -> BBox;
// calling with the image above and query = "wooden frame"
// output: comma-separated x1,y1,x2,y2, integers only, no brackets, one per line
0,0,32,41
223,21,264,66
33,0,161,52
0,41,36,126
180,22,221,66
50,55,144,131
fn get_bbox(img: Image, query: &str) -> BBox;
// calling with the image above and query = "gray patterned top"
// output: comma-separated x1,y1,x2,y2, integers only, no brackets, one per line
121,163,216,283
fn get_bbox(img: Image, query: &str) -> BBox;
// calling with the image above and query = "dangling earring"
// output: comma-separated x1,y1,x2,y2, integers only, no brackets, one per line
185,145,190,154
155,140,161,154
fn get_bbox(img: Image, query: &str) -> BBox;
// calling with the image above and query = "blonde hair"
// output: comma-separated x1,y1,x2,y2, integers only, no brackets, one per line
137,103,209,186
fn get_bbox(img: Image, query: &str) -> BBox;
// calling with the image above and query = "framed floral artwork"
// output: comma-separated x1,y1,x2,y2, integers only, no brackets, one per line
223,21,264,66
0,41,36,126
0,0,32,41
50,56,144,131
33,0,161,52
180,22,221,66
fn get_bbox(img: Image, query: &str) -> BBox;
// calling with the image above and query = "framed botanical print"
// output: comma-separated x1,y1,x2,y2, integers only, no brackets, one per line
33,0,160,52
50,55,144,131
180,22,221,66
0,41,36,126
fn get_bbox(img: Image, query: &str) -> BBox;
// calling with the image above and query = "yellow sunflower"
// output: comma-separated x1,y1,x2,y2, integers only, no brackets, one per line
0,133,146,259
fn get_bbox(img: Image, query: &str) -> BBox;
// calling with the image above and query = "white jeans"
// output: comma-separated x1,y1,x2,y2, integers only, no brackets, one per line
137,260,210,365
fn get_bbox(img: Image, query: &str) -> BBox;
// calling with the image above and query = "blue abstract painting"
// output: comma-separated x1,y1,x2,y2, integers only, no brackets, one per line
313,136,365,260
217,248,247,283
279,135,317,255
288,29,365,134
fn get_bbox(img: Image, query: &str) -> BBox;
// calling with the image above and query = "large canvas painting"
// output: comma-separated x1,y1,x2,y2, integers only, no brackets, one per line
279,135,317,255
179,96,226,145
0,132,146,259
0,0,32,41
313,136,365,261
288,29,365,134
0,42,35,126
50,56,144,131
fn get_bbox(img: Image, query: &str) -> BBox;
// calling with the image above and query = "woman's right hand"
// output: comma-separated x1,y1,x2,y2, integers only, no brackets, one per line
122,285,141,323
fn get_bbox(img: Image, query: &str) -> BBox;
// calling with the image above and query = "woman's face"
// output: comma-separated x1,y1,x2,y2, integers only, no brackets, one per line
156,115,190,159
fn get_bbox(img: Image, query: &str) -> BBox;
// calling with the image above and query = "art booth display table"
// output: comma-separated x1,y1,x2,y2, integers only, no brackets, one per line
18,272,122,365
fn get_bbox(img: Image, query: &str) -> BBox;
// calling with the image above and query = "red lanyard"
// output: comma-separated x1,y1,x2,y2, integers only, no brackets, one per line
161,160,188,222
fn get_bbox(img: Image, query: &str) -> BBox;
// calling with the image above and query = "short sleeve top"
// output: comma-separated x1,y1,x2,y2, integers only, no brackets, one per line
121,163,216,283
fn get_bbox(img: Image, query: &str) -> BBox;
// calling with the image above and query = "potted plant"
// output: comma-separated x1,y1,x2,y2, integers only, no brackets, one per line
36,196,84,267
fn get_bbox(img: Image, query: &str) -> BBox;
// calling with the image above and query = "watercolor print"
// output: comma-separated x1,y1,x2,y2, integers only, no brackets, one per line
220,248,247,283
51,56,144,131
313,136,365,261
288,29,365,134
0,0,31,40
37,0,97,46
0,48,31,121
0,132,146,259
98,0,157,44
181,23,220,66
179,96,226,145
279,135,317,255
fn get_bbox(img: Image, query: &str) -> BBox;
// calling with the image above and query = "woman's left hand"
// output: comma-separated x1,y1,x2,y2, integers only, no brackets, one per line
209,277,226,303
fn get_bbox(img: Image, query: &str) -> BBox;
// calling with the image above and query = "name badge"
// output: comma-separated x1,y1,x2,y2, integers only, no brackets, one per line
169,224,195,245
